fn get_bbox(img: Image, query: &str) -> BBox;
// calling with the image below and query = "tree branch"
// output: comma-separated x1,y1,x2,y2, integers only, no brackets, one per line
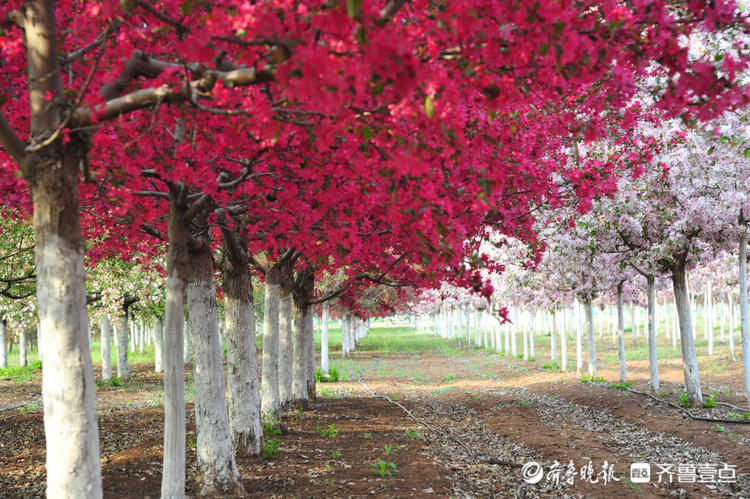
379,0,410,23
0,110,26,164
134,191,170,199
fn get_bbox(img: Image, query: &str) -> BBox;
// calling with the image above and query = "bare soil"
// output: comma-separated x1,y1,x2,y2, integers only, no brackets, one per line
1,347,749,498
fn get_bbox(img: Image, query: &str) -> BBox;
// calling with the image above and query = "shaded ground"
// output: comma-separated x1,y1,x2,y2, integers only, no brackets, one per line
1,327,749,497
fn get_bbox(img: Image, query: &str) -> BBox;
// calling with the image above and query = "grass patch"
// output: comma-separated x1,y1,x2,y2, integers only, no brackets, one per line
315,368,340,383
432,386,458,395
0,363,41,384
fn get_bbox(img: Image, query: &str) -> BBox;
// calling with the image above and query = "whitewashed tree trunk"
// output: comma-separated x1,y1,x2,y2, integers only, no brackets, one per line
575,301,583,373
560,313,567,372
728,305,736,360
550,311,557,363
630,305,636,344
261,268,281,418
223,264,262,457
278,270,294,407
522,319,529,360
707,282,714,355
183,313,191,365
511,311,517,356
529,311,535,358
162,273,185,499
504,318,510,353
278,293,293,406
672,258,703,406
584,300,596,377
18,6,106,494
529,320,535,359
647,275,659,392
617,283,627,382
0,319,6,368
341,311,350,356
719,298,726,343
292,301,308,403
101,317,112,381
187,276,243,495
19,328,28,367
116,314,130,379
139,321,144,349
153,319,164,373
672,297,678,348
738,232,749,408
321,302,330,375
304,297,316,400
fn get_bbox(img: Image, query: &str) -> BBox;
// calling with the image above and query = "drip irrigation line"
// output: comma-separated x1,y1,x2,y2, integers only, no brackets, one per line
620,385,750,425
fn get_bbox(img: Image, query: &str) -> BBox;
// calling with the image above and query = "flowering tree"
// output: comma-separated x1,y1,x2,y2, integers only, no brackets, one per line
1,0,748,496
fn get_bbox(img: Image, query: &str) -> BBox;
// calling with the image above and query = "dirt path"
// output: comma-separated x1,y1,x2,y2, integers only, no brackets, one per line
1,346,749,497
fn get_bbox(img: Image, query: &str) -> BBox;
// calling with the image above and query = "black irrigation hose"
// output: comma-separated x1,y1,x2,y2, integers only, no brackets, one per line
619,385,750,425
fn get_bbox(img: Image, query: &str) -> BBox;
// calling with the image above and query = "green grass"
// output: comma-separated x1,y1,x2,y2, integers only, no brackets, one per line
0,363,41,384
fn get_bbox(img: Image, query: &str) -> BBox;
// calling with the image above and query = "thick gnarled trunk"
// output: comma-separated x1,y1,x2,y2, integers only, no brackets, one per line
222,230,262,457
187,273,243,495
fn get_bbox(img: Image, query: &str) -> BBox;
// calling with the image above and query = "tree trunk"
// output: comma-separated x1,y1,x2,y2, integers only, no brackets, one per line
24,76,102,499
672,257,703,406
575,301,583,373
584,300,596,377
707,282,714,355
617,283,627,382
739,232,749,408
16,2,105,495
19,328,28,367
183,312,192,365
560,312,567,372
223,259,262,457
522,317,529,361
153,318,164,373
305,294,316,400
162,272,186,498
292,270,315,404
160,193,191,498
278,262,294,408
292,301,307,403
550,311,557,363
0,319,6,368
137,321,144,353
101,317,112,381
116,314,130,379
321,302,330,375
187,250,242,495
32,155,102,498
261,266,281,418
647,274,659,392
